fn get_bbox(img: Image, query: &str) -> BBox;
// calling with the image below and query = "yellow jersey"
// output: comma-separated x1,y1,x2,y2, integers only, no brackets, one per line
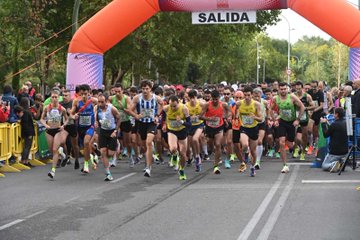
238,99,258,128
166,103,186,131
186,100,203,126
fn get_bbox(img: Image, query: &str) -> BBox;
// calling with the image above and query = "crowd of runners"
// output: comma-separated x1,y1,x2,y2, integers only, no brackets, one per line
41,79,337,181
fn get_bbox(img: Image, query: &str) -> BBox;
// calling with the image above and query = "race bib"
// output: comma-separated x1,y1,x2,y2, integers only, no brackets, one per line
141,109,154,119
169,120,182,129
296,111,307,121
191,115,200,123
100,119,111,129
120,110,128,122
280,109,292,119
241,115,254,126
208,117,220,127
79,115,91,126
313,100,319,107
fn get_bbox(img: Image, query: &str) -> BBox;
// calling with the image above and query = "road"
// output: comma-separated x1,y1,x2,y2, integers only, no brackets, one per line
0,156,359,240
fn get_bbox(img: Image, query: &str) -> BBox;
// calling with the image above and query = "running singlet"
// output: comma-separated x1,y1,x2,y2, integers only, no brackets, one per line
296,93,309,122
47,104,62,125
204,101,224,128
77,99,95,127
136,94,158,123
166,104,185,131
275,94,296,122
186,100,203,126
238,99,258,128
98,104,116,130
112,96,130,122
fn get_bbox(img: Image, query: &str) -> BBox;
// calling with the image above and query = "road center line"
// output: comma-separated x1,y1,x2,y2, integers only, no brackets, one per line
110,172,136,183
302,179,360,184
256,165,300,240
25,210,46,219
237,171,286,240
0,219,25,231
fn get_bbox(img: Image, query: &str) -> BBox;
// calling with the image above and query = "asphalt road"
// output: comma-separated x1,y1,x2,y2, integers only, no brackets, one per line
0,155,360,240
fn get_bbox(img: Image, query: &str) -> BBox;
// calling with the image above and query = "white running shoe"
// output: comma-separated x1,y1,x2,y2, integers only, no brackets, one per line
281,165,290,173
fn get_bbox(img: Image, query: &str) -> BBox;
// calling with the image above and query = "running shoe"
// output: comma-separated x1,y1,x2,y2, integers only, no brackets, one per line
122,148,128,157
104,173,114,181
154,154,160,165
204,154,210,161
230,154,236,162
48,170,55,179
224,159,231,169
293,147,300,158
93,143,101,157
250,166,256,177
307,145,313,155
129,156,135,168
58,147,66,161
186,158,193,166
159,157,165,165
281,165,289,173
213,166,221,174
110,157,116,168
268,149,275,158
82,164,89,174
238,162,247,173
275,152,280,159
254,161,261,170
172,155,179,171
330,161,341,173
144,167,151,177
178,170,187,180
61,157,68,167
300,152,306,161
134,157,141,165
195,157,202,172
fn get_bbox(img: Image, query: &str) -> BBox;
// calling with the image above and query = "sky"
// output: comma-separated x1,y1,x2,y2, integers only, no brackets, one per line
266,0,359,44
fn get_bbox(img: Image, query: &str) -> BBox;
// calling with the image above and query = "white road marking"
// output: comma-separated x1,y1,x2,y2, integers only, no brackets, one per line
257,165,300,240
110,173,136,183
0,219,25,231
288,162,312,166
25,210,46,219
65,196,80,203
302,180,360,184
237,172,286,240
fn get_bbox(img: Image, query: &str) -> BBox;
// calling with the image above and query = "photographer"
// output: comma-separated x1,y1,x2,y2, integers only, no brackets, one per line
320,108,348,172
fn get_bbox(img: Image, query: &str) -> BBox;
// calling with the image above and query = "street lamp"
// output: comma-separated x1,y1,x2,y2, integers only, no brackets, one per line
282,15,295,84
256,39,261,84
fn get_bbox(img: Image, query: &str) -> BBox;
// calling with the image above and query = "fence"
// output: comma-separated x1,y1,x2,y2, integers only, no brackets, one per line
0,122,48,177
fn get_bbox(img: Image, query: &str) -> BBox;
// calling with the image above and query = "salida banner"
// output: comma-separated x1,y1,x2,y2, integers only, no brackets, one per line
192,11,256,24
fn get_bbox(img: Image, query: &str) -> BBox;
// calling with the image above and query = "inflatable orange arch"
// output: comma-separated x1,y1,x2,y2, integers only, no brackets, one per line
66,0,360,90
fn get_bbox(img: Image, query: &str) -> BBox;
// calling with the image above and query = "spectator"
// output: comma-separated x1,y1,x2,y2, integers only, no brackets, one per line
320,107,348,172
1,85,19,123
25,81,36,100
14,103,35,168
17,85,32,105
0,97,10,123
351,79,360,117
30,93,44,121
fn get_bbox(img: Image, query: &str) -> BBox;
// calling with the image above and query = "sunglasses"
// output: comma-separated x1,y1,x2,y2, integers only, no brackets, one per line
224,93,231,96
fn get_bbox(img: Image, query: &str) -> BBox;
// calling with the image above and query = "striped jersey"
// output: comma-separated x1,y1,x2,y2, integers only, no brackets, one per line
136,94,158,123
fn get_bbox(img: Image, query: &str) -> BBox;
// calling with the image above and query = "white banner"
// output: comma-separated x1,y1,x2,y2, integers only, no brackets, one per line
192,11,256,25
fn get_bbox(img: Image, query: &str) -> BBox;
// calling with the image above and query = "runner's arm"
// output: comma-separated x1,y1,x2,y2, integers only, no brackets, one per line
292,94,305,121
111,106,121,131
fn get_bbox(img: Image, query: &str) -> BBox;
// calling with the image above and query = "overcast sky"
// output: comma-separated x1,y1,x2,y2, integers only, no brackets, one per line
266,0,359,44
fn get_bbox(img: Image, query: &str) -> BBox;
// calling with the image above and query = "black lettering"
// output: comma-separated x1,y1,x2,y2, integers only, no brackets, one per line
226,12,230,22
240,13,250,22
218,12,225,22
208,13,216,23
198,13,207,23
231,13,240,22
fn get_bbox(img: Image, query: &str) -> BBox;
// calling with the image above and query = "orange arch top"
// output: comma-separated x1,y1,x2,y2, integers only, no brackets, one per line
69,0,160,54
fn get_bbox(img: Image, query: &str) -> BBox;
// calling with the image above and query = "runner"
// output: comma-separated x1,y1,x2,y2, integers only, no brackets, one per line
200,90,231,174
294,81,314,160
110,83,134,167
252,88,269,170
95,94,121,181
232,90,245,168
130,79,163,177
270,82,305,173
163,95,191,180
222,86,236,169
70,84,98,174
41,90,68,179
235,86,263,177
186,90,205,172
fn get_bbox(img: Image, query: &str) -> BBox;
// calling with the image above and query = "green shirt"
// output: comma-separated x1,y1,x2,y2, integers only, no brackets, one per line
112,95,130,122
275,94,296,122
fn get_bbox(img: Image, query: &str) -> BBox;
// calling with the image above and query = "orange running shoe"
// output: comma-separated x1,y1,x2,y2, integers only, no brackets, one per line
307,145,313,155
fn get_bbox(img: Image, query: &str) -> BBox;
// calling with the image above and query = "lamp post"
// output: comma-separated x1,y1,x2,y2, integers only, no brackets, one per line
282,15,294,84
256,39,260,84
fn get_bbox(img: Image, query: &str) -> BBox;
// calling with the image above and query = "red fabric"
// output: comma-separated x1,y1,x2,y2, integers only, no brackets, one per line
0,108,9,123
204,101,224,127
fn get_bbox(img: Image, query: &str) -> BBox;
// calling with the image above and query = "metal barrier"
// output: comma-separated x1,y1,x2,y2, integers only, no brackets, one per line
0,123,20,175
